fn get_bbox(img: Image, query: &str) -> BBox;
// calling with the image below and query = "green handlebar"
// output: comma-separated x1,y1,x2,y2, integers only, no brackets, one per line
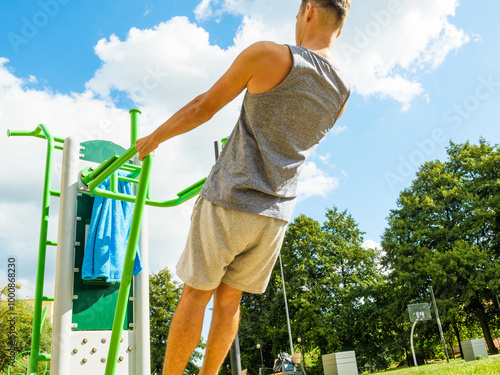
81,144,205,207
7,126,65,144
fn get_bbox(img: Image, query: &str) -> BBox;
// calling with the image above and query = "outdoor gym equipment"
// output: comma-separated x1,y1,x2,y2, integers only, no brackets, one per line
7,109,205,375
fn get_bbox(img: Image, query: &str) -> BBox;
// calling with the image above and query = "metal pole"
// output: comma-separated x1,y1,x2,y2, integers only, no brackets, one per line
410,319,419,367
230,333,242,375
29,125,55,374
105,153,153,375
130,109,141,146
430,286,450,363
279,253,294,355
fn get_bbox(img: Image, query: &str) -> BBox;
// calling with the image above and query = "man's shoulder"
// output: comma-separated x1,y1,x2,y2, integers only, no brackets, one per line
240,41,293,94
244,41,291,60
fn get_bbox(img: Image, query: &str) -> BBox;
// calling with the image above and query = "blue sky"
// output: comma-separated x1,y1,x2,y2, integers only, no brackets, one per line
1,0,499,338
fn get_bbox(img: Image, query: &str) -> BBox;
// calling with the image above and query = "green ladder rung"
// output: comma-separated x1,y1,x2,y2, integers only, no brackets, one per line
42,296,54,301
38,353,51,361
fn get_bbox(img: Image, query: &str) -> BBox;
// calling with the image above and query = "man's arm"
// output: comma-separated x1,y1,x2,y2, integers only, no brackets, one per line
135,42,290,160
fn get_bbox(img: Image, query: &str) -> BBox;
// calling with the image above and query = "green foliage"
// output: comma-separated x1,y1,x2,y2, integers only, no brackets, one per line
149,268,204,375
372,355,500,374
381,139,500,357
233,207,388,374
0,286,52,372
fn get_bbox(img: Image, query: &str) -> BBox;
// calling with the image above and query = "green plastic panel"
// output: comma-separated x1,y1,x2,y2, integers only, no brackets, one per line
72,140,134,331
80,140,126,164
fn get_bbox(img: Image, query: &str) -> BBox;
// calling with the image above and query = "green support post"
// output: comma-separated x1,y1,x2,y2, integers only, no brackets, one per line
104,153,153,375
130,109,141,146
8,125,55,374
7,125,64,374
30,125,53,374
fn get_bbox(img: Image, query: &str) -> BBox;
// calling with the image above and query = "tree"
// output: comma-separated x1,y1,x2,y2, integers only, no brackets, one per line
233,207,386,374
0,285,52,372
149,267,204,374
382,139,500,355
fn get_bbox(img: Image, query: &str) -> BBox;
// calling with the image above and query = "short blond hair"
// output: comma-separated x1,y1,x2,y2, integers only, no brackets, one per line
301,0,351,29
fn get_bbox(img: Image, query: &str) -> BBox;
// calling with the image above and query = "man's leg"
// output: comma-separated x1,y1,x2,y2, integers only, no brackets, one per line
199,282,243,375
163,285,214,375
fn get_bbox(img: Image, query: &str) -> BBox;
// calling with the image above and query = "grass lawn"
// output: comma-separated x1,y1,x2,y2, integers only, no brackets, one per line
372,355,500,375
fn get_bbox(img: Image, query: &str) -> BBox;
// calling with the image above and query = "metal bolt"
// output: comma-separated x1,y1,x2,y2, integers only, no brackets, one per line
73,348,78,354
82,338,88,344
82,358,87,364
101,357,106,363
82,173,87,178
101,338,106,344
118,356,124,362
90,167,95,171
120,338,124,343
92,348,97,353
127,346,133,352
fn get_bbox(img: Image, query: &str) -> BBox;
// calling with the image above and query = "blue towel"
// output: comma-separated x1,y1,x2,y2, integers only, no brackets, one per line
82,171,142,282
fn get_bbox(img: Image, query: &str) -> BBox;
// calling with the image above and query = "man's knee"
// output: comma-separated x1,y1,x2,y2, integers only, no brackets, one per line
180,284,214,308
213,283,242,311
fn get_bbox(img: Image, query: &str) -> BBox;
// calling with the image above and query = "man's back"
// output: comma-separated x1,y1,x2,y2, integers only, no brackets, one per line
201,44,350,222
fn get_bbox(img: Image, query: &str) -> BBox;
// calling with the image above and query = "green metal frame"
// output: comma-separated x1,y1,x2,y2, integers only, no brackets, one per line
7,125,62,374
79,146,206,207
7,109,209,375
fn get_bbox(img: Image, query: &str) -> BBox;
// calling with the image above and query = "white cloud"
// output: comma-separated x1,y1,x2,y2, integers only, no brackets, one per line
319,153,331,164
331,125,347,135
336,0,469,108
0,0,471,291
297,162,339,200
194,0,216,21
200,0,469,109
362,239,382,250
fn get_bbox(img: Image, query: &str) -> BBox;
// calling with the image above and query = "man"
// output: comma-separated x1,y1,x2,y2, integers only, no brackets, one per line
135,1,351,374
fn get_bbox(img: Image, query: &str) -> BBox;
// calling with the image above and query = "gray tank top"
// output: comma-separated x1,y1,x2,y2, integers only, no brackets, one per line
200,44,350,222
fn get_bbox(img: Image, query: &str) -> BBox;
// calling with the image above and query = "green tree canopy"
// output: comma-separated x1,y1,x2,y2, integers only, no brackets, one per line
381,139,500,355
232,206,386,374
149,267,204,374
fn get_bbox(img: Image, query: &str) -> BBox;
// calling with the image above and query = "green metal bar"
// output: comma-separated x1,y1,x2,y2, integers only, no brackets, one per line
7,127,65,144
130,109,141,146
46,241,57,247
88,147,137,191
110,172,118,193
118,175,139,184
82,155,119,185
50,189,60,197
40,306,48,332
104,153,153,375
90,177,205,207
7,124,65,374
120,164,141,172
26,124,54,374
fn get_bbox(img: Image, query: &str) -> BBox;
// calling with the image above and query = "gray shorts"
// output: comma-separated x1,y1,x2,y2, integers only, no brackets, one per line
176,197,287,294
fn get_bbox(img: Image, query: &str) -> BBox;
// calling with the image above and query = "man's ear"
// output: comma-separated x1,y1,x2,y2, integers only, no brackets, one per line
305,2,314,21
